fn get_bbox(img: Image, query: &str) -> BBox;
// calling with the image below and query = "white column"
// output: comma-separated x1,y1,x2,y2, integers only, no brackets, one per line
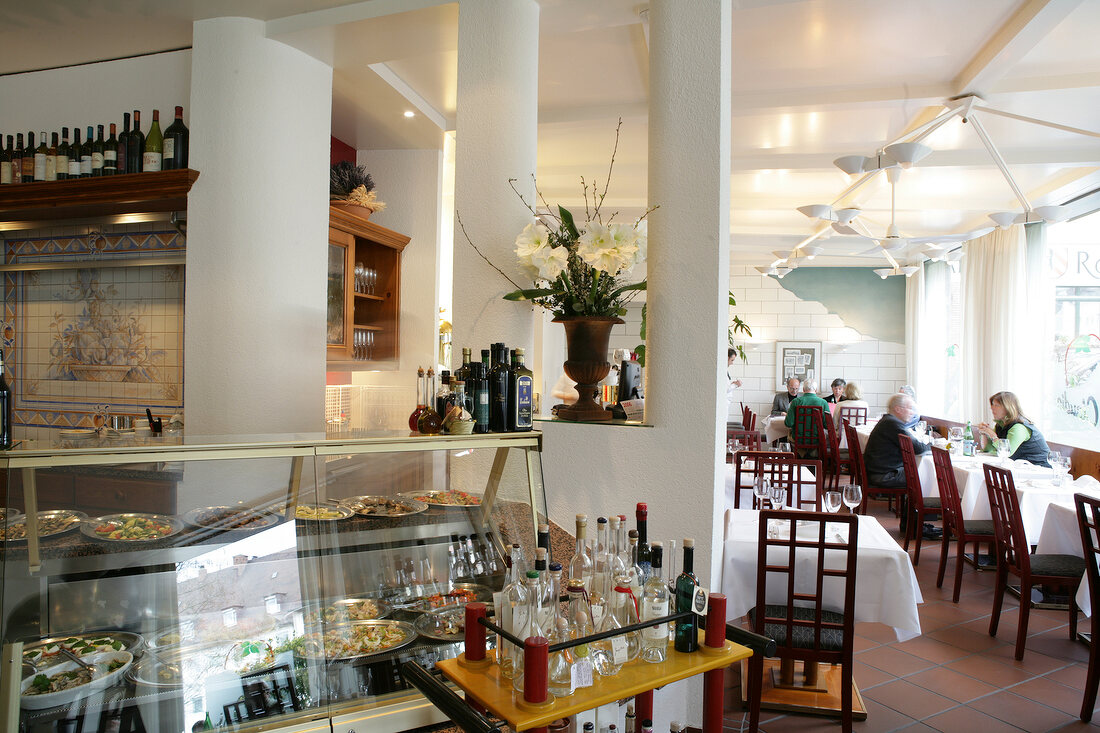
185,18,331,435
451,0,540,357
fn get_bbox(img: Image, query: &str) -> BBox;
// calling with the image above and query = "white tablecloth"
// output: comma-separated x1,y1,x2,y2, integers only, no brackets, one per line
764,414,791,444
724,461,821,510
1035,496,1100,617
721,508,923,641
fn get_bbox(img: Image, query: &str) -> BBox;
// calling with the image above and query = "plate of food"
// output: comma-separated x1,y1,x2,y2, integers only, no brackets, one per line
1,510,87,542
0,507,23,524
394,583,493,613
80,513,184,542
289,503,355,521
398,490,482,508
22,632,144,669
182,506,281,532
21,651,133,710
414,603,493,642
339,495,427,518
294,620,417,661
299,597,392,626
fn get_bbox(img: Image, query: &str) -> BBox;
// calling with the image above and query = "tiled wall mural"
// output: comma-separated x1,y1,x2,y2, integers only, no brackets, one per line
3,225,184,440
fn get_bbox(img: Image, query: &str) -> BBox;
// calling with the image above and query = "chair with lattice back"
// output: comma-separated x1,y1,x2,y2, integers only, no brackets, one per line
790,405,827,460
746,510,859,733
843,421,904,515
733,450,795,509
986,464,1084,660
931,446,995,603
837,405,868,427
1075,493,1100,721
897,435,941,565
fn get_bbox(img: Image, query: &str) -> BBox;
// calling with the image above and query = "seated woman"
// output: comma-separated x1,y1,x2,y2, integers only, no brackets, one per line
977,391,1052,467
831,382,869,425
825,377,846,404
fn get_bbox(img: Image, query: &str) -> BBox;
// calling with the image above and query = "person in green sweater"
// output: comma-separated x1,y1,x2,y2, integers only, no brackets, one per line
977,391,1052,467
784,379,830,457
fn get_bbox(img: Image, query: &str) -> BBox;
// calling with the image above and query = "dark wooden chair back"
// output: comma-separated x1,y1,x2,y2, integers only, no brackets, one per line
898,435,923,509
837,405,868,426
733,450,796,509
791,404,826,457
744,407,758,432
984,464,1031,575
931,447,963,535
1075,492,1100,722
843,421,869,512
728,429,764,451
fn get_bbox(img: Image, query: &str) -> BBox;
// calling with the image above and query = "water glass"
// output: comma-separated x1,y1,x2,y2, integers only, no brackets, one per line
777,441,791,454
842,484,862,513
769,483,788,510
996,438,1011,465
824,491,842,513
753,476,771,510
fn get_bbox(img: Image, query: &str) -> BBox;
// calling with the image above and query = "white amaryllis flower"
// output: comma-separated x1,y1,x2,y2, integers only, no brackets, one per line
577,222,638,274
514,221,552,280
631,219,648,266
535,245,569,280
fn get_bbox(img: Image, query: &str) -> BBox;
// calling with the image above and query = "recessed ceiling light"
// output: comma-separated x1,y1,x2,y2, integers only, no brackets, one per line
403,110,415,118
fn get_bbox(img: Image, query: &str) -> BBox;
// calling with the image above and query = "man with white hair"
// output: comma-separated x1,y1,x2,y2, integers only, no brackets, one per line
864,393,929,488
783,379,830,456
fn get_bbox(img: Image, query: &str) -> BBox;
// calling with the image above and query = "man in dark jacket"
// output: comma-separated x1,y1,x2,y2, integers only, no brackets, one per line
864,393,929,488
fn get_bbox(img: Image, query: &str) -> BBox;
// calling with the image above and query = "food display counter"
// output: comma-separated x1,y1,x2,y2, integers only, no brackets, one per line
0,431,547,733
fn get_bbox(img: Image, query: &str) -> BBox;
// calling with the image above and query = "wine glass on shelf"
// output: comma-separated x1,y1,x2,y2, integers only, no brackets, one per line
824,491,843,514
752,476,771,510
842,484,862,514
996,438,1011,465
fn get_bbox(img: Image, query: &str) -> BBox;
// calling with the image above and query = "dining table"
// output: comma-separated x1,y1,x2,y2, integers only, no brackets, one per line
724,450,816,510
1035,496,1097,617
720,507,923,641
763,414,791,444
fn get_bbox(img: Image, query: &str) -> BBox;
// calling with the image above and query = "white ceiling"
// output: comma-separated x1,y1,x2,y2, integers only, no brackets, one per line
3,0,1099,268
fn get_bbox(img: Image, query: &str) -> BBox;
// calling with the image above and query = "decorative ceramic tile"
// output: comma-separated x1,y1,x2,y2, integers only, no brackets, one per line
3,227,185,434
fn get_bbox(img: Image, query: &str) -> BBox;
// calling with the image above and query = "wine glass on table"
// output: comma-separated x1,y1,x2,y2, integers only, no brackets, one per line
824,491,843,514
1058,455,1072,485
842,484,862,514
769,483,788,511
996,438,1011,465
752,476,771,510
949,427,963,454
777,441,791,454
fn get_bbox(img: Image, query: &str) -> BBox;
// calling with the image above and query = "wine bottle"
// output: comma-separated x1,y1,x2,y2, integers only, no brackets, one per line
0,135,11,185
55,128,69,181
0,349,13,449
69,128,82,179
103,124,118,175
674,538,699,653
568,514,593,592
81,126,93,177
127,110,144,174
22,132,34,182
33,132,47,181
481,348,491,378
162,105,188,170
417,368,443,435
510,347,534,430
7,135,19,185
45,132,57,181
89,125,104,176
537,522,551,564
118,113,130,174
635,502,653,582
435,370,451,418
489,343,510,432
470,362,489,434
641,544,668,663
143,109,163,172
454,347,473,412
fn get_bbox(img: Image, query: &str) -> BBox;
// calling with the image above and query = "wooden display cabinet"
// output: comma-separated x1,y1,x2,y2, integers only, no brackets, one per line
327,205,410,367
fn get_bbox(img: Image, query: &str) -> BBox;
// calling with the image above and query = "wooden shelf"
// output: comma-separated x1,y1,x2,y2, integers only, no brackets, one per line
353,325,383,332
354,292,385,301
0,169,200,223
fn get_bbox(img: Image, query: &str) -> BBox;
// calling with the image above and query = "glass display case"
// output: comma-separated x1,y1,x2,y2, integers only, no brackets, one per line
0,430,547,733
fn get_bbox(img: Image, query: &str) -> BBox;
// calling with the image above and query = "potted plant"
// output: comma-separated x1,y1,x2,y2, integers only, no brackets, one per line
329,161,385,220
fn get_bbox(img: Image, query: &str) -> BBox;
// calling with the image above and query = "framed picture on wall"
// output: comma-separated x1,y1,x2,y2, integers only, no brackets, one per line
775,341,822,389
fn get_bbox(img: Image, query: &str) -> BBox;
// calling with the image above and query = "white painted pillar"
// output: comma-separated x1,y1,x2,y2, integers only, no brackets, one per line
452,0,539,357
185,18,331,435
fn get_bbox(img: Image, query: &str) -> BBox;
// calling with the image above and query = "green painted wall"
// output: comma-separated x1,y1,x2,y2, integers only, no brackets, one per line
774,267,906,343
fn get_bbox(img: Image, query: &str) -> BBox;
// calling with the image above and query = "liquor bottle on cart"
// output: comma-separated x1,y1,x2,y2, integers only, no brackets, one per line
641,543,669,663
674,538,699,653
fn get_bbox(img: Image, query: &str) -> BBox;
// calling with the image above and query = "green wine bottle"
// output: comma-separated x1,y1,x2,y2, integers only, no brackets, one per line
674,538,699,653
143,109,163,172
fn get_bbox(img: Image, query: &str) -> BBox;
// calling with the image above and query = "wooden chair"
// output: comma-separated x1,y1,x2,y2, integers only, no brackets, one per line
837,405,868,427
728,428,764,451
985,464,1084,660
743,406,758,432
790,405,827,460
843,421,906,516
931,446,996,603
770,457,824,512
897,435,941,566
1075,493,1100,721
733,450,796,509
746,510,859,733
822,412,850,489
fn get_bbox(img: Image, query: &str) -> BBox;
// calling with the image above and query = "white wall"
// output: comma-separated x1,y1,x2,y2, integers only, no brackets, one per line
729,264,907,419
0,51,191,136
349,148,443,394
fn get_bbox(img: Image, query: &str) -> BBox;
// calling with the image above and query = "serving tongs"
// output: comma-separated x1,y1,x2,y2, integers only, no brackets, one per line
59,648,97,674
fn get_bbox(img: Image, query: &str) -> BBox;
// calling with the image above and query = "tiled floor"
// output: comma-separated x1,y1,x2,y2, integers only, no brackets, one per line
722,503,1097,733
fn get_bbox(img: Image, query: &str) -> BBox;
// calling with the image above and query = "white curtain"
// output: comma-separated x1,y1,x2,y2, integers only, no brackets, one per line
908,261,949,417
960,225,1036,421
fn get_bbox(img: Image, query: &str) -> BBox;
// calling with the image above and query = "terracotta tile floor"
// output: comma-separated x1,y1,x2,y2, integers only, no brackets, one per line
722,502,1097,732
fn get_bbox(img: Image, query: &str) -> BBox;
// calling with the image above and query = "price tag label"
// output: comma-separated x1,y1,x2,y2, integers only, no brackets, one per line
591,605,605,628
571,656,594,688
692,585,709,616
610,635,628,665
621,399,644,420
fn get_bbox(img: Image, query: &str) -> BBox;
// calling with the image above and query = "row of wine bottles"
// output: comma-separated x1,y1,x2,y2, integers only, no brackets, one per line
409,344,534,434
0,107,189,184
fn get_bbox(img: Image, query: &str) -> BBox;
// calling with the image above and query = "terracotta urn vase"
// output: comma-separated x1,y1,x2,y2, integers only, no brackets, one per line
553,315,624,421
330,199,373,221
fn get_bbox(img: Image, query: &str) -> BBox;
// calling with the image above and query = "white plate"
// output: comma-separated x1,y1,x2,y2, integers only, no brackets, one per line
21,651,133,710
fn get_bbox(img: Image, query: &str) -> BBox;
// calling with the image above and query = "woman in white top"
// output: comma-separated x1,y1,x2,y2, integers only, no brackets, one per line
832,382,870,427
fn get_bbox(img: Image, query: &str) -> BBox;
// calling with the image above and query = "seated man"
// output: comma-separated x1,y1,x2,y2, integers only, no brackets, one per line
784,379,830,456
864,393,929,488
770,377,801,415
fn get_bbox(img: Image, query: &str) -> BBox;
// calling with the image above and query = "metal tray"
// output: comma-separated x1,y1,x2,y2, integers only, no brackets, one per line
182,506,281,532
21,631,146,669
0,507,23,524
414,603,493,642
397,489,483,509
391,582,494,613
287,503,355,521
80,513,185,543
339,495,427,518
294,597,393,626
294,619,417,662
1,510,87,542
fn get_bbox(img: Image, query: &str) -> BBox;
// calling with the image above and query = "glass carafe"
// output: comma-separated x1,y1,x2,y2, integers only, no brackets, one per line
513,571,547,692
565,581,595,689
591,585,636,675
500,550,529,679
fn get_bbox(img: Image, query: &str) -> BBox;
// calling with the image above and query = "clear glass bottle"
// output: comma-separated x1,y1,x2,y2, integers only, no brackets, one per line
641,544,669,663
565,581,595,688
568,514,594,594
513,571,546,692
541,561,562,631
592,517,610,626
625,529,644,599
612,583,641,662
442,380,474,434
546,565,574,697
417,368,443,434
607,516,629,584
500,552,530,679
408,366,428,431
466,535,486,576
592,584,636,675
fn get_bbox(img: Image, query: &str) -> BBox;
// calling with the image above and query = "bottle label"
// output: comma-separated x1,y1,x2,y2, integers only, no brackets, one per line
0,162,10,184
164,139,175,159
591,605,604,628
34,154,45,180
517,375,533,427
45,156,56,180
571,657,594,688
80,156,92,175
69,159,80,177
143,152,162,172
92,152,104,169
610,635,628,664
643,598,668,640
22,158,33,178
104,150,117,162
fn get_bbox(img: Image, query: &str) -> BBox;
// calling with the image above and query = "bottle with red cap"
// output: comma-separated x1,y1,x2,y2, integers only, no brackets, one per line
635,502,653,583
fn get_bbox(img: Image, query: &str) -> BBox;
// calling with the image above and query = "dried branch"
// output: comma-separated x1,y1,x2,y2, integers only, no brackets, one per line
593,117,623,221
581,176,592,222
456,210,524,291
507,178,537,216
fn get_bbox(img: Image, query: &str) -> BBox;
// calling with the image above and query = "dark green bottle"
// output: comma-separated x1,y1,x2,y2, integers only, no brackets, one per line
488,343,510,432
509,347,534,431
471,362,489,434
674,538,699,653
